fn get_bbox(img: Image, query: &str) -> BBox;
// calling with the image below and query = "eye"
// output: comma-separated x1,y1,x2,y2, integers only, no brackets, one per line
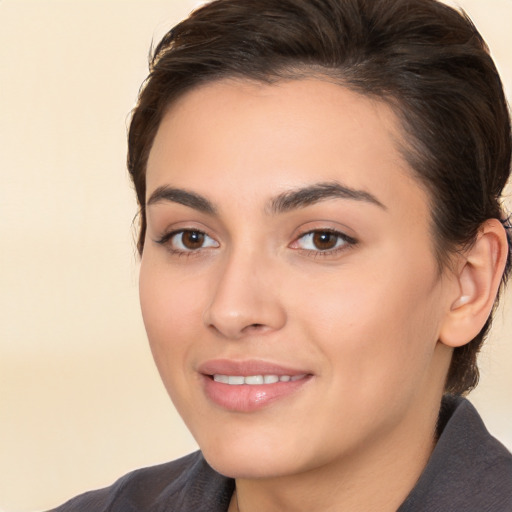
158,229,219,253
292,229,355,253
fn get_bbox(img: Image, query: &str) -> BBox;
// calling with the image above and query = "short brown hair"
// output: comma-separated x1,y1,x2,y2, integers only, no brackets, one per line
127,0,512,395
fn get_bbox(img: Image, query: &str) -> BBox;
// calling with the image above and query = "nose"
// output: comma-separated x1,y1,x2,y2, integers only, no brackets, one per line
203,249,287,340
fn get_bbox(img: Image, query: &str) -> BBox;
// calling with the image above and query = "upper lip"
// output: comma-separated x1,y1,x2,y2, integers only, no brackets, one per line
198,359,311,377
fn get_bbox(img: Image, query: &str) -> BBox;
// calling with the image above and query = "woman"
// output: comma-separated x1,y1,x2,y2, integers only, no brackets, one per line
52,0,512,510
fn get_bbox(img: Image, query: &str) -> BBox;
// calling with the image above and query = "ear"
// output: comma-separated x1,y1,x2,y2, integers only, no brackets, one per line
439,218,509,348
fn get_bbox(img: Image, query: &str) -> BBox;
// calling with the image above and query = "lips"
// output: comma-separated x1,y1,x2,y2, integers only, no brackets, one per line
198,359,312,412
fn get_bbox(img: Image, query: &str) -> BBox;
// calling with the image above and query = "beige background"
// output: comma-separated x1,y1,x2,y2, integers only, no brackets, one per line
1,1,511,511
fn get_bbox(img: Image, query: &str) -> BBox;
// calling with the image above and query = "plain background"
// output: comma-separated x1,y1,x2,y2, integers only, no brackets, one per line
1,1,511,511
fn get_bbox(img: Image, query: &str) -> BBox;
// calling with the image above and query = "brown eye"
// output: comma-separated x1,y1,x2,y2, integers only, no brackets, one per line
312,231,338,250
181,230,205,249
292,229,354,253
164,229,219,252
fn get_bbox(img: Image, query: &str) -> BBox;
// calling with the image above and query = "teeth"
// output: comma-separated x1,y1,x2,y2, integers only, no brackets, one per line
245,375,264,385
213,374,306,385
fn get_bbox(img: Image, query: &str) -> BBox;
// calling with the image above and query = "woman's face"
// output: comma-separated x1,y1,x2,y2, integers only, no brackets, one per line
140,78,457,479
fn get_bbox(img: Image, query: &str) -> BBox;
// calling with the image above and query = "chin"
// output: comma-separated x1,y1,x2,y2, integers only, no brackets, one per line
197,431,307,479
203,449,299,480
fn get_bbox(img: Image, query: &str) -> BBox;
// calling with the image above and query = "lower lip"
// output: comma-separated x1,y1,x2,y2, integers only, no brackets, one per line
202,375,312,412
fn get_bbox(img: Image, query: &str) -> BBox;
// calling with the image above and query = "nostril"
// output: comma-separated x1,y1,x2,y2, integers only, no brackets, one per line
244,323,266,333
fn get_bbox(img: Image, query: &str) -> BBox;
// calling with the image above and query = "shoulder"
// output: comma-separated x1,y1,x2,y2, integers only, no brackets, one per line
48,451,234,512
399,396,512,512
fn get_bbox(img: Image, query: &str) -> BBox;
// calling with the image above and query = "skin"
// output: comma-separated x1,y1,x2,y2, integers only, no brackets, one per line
139,78,466,511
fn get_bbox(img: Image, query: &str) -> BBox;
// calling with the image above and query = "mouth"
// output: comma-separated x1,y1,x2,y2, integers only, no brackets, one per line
199,360,313,412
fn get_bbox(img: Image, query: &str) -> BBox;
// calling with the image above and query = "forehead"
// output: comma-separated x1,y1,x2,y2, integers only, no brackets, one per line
146,78,428,218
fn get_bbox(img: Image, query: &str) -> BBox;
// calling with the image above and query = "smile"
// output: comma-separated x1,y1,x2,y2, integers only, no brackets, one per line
213,374,307,385
199,359,313,411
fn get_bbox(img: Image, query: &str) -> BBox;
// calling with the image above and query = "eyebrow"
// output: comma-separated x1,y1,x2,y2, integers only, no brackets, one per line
146,181,385,215
146,186,216,214
268,181,386,214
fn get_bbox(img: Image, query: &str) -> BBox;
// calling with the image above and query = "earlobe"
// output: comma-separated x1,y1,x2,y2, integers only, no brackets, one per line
440,218,508,348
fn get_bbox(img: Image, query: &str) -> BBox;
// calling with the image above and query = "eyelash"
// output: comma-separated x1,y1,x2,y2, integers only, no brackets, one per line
291,229,357,257
154,228,357,258
155,229,219,256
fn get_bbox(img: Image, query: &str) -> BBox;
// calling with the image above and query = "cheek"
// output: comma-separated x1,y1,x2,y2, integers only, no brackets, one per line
139,258,204,372
289,256,443,388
